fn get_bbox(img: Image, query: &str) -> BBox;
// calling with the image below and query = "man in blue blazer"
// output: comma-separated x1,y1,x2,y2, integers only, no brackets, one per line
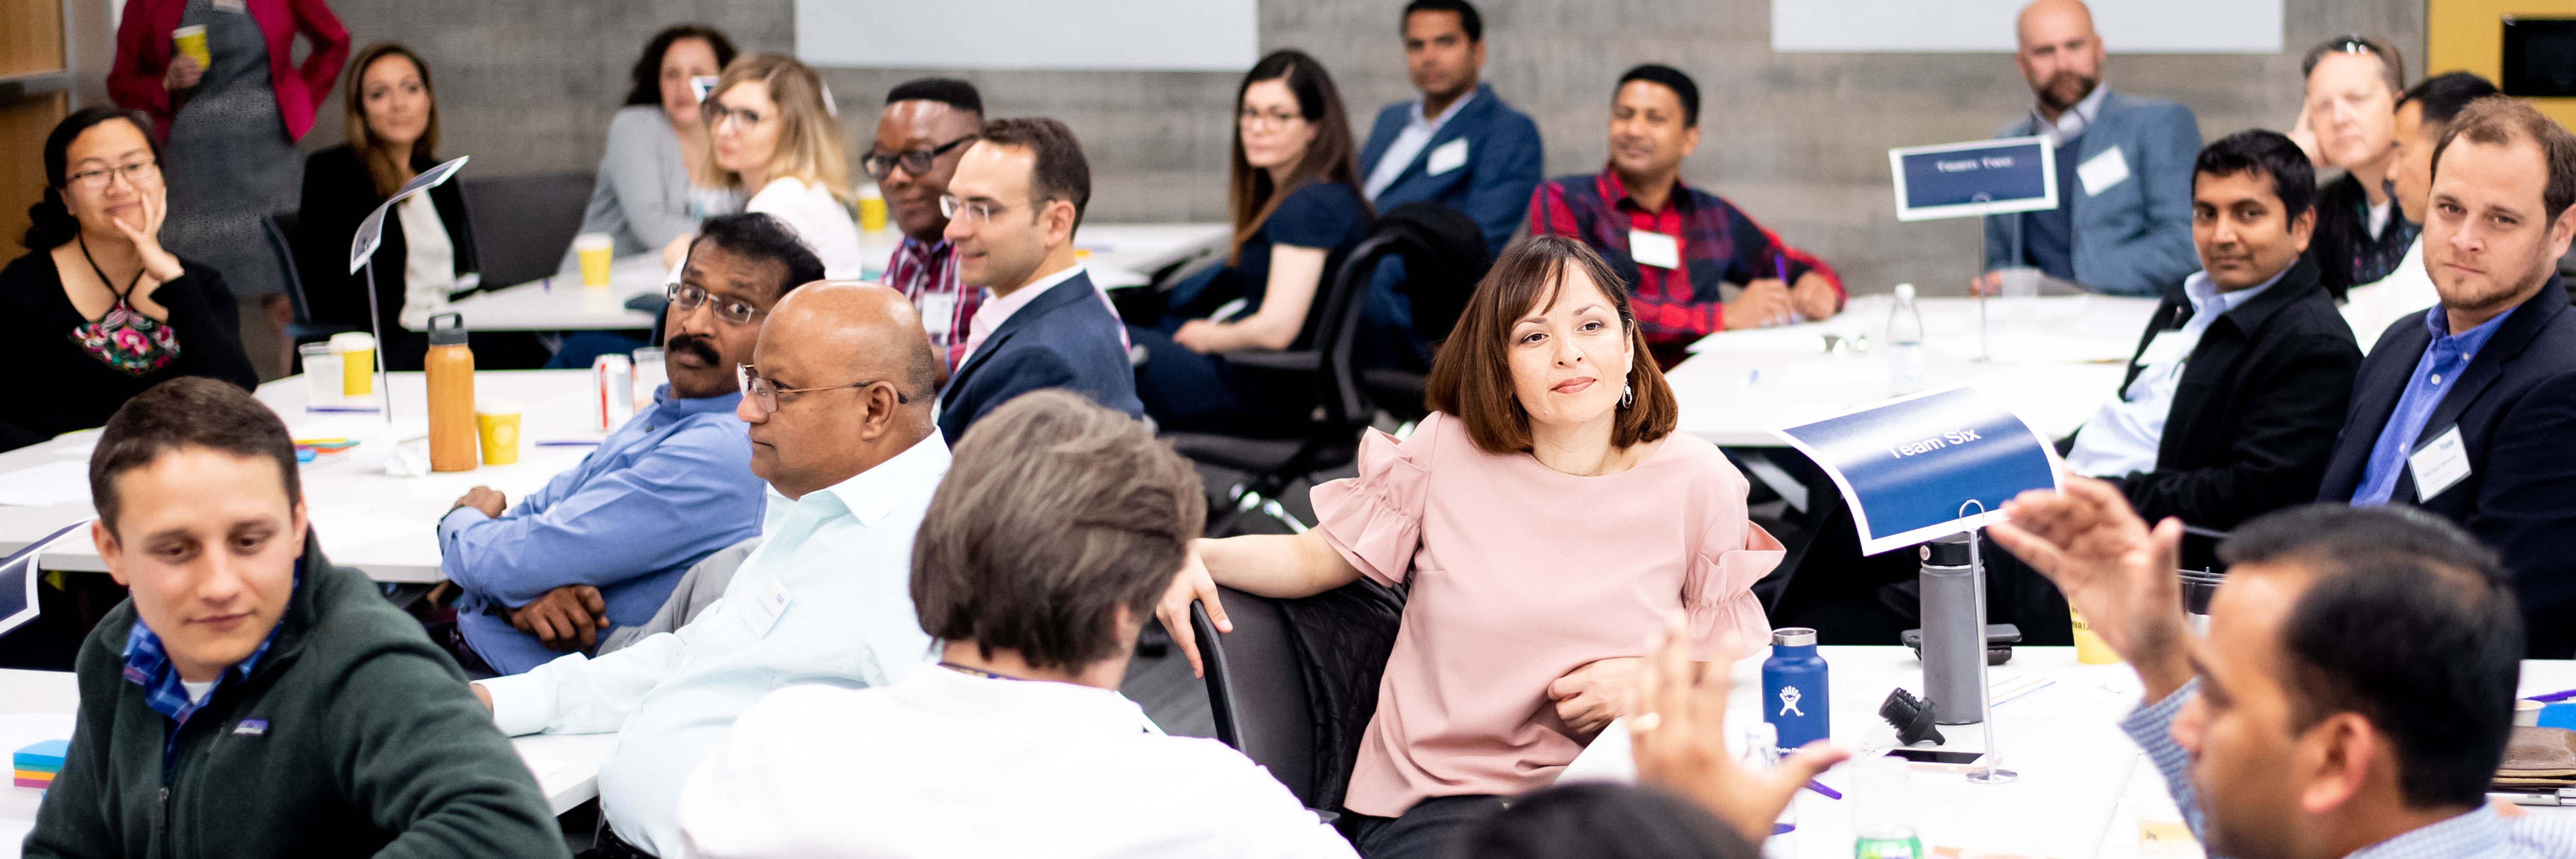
1359,0,1542,256
2315,96,2576,658
935,118,1143,444
1978,0,2201,298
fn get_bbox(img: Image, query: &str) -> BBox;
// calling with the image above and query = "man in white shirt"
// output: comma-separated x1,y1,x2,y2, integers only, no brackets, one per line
470,282,951,858
677,390,1354,859
2342,72,2501,350
2060,130,2361,567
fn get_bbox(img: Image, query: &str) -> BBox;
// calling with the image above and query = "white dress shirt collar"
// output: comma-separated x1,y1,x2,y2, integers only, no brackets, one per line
959,262,1087,364
2032,82,2112,147
792,429,953,528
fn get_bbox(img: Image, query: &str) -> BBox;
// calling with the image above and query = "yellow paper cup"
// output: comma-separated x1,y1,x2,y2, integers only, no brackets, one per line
573,232,616,288
173,26,210,68
330,332,376,396
856,182,888,233
2070,607,2122,665
474,400,523,466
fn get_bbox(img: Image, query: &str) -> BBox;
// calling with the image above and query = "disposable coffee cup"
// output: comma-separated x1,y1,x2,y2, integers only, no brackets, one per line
2517,698,2546,727
299,343,341,404
172,26,210,68
574,232,616,288
330,332,376,396
857,182,888,233
474,399,523,466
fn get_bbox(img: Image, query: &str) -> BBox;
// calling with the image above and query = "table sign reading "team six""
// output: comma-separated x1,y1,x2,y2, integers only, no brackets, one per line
1771,386,2061,555
1888,136,2059,222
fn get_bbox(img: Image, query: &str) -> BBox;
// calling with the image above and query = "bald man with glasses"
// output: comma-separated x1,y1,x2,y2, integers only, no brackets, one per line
435,213,819,677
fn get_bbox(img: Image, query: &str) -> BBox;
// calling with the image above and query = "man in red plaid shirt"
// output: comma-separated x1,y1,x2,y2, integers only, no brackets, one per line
1529,64,1843,367
869,78,986,372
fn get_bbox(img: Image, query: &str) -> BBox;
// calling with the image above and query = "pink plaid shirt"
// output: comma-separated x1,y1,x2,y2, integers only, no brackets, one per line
886,237,979,370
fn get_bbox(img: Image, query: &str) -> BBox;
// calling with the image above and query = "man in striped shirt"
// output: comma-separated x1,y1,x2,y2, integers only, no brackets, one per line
1528,63,1842,367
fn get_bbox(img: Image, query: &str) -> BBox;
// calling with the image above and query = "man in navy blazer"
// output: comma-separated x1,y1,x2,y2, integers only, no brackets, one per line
1978,0,2201,298
2315,96,2576,658
1358,0,1542,256
935,118,1142,444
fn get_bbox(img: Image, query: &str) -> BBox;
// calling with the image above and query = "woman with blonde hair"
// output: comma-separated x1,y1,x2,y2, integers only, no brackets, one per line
660,53,863,279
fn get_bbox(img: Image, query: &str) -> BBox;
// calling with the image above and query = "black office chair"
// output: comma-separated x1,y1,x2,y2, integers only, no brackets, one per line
460,171,595,291
263,210,364,363
1358,202,1491,424
1163,233,1397,534
1189,588,1317,810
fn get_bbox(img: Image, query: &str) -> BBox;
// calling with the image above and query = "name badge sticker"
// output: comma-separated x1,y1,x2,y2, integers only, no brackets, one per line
739,576,794,637
1426,138,1469,177
1628,230,1683,270
2078,147,2131,197
2408,425,2473,501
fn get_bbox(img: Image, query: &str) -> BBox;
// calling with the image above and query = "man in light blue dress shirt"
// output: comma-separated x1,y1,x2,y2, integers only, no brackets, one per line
473,282,951,858
437,214,824,676
1991,483,2576,859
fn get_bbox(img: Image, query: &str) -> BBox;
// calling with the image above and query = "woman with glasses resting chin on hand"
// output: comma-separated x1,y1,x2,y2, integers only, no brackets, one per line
0,107,256,452
660,53,864,280
1157,235,1785,859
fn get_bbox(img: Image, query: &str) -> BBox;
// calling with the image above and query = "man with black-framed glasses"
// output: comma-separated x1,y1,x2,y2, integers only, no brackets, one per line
870,78,986,371
935,116,1142,444
435,213,821,678
472,280,951,859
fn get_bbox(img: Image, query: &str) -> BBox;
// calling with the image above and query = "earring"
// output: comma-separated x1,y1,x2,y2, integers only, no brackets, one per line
1620,382,1635,409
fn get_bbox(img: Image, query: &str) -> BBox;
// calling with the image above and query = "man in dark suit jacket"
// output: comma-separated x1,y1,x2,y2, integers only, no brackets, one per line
1358,0,1542,256
2062,131,2363,569
934,117,1142,444
2317,96,2576,657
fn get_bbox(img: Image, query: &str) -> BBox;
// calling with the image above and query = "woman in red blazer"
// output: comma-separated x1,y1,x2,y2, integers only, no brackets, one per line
106,0,348,377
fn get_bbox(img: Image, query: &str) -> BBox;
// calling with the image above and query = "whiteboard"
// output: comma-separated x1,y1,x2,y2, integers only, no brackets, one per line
1773,0,2282,54
795,0,1260,71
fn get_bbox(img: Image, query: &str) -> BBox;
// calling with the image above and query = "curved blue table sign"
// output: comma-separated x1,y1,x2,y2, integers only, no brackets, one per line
1771,386,2060,555
0,519,89,636
1889,136,2057,222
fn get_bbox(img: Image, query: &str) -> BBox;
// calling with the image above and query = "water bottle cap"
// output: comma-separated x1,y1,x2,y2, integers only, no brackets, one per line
427,312,468,346
1771,627,1818,647
1894,283,1916,300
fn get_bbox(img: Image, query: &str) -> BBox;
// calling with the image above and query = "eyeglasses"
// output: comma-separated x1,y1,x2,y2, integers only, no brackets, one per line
938,194,1015,224
666,282,765,326
737,364,909,414
1238,107,1305,130
64,160,160,190
701,101,768,130
864,135,977,180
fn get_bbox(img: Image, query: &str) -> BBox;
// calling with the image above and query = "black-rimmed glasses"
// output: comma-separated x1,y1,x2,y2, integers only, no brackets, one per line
736,364,911,414
65,159,159,189
667,283,765,326
864,135,977,180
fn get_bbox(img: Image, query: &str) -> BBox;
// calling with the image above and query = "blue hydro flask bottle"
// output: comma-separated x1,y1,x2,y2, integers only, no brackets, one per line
1762,627,1831,752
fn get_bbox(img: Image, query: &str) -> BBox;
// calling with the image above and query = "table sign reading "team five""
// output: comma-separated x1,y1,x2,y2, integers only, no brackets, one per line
1887,137,2059,222
1771,386,2061,555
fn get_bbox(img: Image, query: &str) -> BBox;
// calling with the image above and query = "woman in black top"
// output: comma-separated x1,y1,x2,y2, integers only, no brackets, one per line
296,42,478,370
1131,49,1371,436
0,107,256,452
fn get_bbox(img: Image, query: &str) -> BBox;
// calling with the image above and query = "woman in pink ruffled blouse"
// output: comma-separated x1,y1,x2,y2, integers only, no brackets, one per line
1157,235,1784,858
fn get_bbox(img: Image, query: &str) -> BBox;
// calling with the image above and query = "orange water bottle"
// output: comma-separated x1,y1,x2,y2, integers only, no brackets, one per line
426,313,479,472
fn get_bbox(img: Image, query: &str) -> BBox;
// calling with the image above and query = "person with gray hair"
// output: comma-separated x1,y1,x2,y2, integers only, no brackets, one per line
674,390,1355,859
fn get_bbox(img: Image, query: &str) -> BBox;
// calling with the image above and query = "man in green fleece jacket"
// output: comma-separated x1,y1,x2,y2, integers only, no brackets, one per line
21,377,569,859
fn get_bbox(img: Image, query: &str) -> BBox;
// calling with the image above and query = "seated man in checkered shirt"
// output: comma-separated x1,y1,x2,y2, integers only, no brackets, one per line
1992,479,2576,859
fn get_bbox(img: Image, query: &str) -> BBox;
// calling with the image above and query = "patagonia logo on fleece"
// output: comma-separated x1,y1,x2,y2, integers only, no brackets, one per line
232,719,268,736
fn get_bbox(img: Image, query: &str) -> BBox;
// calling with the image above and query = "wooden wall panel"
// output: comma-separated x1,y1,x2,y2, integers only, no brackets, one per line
0,0,67,78
1,93,69,254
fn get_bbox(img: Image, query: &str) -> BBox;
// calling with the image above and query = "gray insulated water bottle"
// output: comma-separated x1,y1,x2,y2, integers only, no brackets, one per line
1918,533,1985,725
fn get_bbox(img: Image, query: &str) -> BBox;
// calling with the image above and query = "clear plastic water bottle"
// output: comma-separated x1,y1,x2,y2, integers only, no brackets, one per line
1887,283,1927,395
1852,756,1926,859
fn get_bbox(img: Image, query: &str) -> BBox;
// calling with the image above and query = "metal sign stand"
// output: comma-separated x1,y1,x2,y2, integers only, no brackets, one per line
1958,498,2018,785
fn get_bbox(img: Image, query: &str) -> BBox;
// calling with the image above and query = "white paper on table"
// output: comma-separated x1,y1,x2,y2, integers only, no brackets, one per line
521,756,573,787
47,430,99,459
307,510,428,552
0,461,94,507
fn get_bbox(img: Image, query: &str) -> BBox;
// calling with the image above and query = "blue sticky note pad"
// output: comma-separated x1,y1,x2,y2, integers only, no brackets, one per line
13,739,69,768
2540,703,2576,730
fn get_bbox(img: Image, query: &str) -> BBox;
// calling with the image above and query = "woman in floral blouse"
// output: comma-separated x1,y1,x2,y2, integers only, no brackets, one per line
0,107,255,452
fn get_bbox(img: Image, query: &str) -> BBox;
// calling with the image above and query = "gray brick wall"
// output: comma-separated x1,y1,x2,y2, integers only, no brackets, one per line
310,0,2422,297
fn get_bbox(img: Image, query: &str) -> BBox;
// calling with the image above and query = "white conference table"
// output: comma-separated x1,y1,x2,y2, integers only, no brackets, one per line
0,370,601,583
1671,293,2161,448
431,222,1230,332
1558,646,2576,859
0,667,614,855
